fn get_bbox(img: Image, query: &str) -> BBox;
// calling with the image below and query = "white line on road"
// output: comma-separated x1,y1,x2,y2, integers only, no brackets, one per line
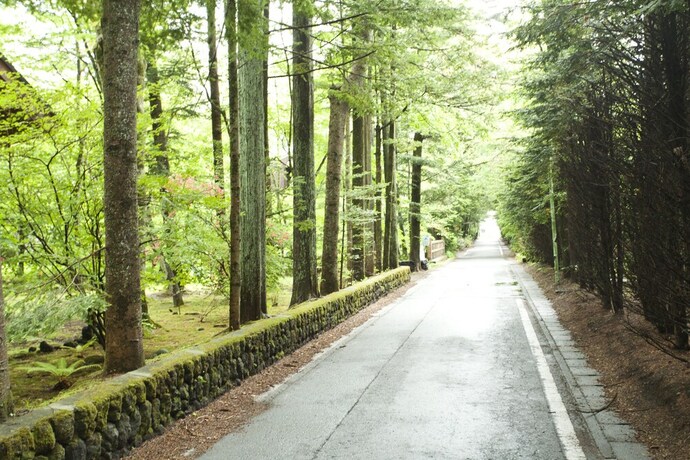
517,298,586,460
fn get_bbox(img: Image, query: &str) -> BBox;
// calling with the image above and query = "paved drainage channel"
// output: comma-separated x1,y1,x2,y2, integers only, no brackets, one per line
511,263,651,460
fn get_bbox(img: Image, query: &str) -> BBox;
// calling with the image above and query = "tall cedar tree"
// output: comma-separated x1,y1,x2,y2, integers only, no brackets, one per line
238,0,266,322
321,88,349,294
409,132,423,271
0,259,11,421
350,27,372,281
102,0,145,373
290,0,319,305
227,0,240,330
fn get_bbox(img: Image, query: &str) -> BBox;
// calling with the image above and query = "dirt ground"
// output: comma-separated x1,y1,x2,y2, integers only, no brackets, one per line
528,265,690,460
126,271,427,459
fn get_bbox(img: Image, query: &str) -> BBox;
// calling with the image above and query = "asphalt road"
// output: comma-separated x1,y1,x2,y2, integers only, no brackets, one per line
201,217,590,460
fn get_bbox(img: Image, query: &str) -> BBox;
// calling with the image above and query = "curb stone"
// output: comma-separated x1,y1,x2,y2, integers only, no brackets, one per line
510,263,651,460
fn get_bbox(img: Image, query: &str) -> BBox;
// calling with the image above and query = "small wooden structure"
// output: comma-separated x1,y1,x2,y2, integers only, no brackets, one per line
427,239,446,262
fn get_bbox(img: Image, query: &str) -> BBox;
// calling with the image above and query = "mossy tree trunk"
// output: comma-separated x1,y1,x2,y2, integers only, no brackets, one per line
0,259,12,421
226,0,241,330
290,0,319,305
102,0,145,373
321,88,348,295
238,0,267,323
409,132,423,272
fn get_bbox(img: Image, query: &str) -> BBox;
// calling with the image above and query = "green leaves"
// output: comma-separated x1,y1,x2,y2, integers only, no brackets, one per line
20,357,102,390
5,291,107,343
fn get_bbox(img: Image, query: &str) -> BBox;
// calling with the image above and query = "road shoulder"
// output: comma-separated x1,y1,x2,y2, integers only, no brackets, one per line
512,262,651,460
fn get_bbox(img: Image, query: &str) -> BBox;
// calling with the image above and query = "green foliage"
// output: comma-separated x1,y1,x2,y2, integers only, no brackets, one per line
0,0,506,348
5,290,106,343
19,357,101,390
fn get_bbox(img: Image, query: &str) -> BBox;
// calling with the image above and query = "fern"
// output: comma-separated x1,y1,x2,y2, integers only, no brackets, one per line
20,358,102,390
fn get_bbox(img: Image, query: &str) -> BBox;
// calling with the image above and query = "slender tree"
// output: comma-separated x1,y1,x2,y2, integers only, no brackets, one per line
0,259,11,421
363,114,375,277
290,0,319,305
207,0,224,188
102,0,144,373
147,61,184,308
409,132,423,271
374,121,383,272
261,1,270,315
383,120,398,269
351,113,366,280
321,88,349,295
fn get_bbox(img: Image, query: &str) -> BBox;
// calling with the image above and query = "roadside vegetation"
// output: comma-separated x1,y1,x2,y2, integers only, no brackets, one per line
0,0,503,418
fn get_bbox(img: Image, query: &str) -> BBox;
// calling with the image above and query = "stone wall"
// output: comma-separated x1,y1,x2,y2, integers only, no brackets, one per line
0,267,410,459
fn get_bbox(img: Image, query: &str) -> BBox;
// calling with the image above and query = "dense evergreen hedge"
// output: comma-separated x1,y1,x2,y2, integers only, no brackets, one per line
0,267,410,460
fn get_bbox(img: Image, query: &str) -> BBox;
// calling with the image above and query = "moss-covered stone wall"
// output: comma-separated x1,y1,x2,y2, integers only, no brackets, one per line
0,267,410,459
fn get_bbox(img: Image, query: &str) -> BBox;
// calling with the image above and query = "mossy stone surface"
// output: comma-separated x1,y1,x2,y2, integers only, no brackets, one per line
49,411,74,445
31,419,56,455
0,426,35,459
64,437,86,460
73,403,97,438
47,443,66,460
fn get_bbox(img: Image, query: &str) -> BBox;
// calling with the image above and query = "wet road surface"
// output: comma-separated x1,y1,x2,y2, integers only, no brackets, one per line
201,218,591,459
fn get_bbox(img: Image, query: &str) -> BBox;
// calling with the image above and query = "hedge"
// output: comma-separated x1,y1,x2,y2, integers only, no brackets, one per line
0,267,410,460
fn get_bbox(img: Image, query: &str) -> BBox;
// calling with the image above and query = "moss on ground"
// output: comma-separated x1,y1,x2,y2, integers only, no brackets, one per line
8,279,295,412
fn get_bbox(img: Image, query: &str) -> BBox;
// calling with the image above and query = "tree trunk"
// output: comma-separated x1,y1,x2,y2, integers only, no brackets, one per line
363,115,375,277
102,0,145,373
374,121,383,273
341,110,352,288
351,113,366,281
207,0,224,188
383,120,398,269
321,88,348,295
290,0,319,305
226,0,241,330
0,260,12,421
238,0,267,322
340,110,354,289
409,132,423,272
261,1,270,315
135,57,151,320
148,61,184,308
